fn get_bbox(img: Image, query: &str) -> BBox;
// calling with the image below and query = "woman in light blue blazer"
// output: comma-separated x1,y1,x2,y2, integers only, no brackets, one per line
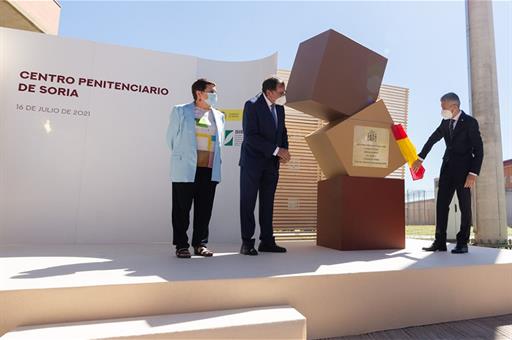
166,78,225,258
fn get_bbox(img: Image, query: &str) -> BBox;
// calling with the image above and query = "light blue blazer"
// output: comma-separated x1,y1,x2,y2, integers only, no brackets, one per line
166,102,225,183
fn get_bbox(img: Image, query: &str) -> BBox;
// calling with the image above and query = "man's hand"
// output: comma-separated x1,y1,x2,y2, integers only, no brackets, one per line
464,173,477,188
277,148,291,163
411,159,423,173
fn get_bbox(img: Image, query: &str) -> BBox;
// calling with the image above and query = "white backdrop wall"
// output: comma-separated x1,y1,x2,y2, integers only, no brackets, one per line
0,28,277,244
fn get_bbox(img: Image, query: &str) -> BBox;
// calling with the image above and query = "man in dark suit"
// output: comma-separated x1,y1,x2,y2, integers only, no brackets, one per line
412,92,483,254
239,77,290,255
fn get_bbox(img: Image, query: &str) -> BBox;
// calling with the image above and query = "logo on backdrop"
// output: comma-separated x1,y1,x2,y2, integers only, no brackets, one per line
221,109,243,122
224,130,244,147
221,109,244,147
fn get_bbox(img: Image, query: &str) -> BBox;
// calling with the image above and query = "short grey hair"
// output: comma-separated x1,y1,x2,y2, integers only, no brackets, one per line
440,92,460,107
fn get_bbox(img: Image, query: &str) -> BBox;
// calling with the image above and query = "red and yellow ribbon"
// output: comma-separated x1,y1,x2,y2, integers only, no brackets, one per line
391,124,425,180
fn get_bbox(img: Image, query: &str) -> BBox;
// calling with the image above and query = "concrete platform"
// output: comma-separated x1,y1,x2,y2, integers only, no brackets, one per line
1,239,512,339
2,306,307,340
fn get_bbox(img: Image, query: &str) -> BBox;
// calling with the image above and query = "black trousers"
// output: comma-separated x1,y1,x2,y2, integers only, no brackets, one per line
435,163,472,246
172,167,217,250
240,165,279,247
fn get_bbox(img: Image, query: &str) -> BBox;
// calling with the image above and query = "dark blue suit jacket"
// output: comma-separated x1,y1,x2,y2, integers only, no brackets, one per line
418,111,484,176
239,93,289,170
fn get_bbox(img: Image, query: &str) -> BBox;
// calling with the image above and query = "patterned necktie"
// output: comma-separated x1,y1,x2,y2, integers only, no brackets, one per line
270,104,278,128
449,119,456,138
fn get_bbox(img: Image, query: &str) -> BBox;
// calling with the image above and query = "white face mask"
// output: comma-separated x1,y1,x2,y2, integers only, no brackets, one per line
205,92,217,107
275,95,287,106
441,109,453,119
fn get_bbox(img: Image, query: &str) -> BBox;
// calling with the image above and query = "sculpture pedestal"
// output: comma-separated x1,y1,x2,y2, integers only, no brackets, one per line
317,175,405,250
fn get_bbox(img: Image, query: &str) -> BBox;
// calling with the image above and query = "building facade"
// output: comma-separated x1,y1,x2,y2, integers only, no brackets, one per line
0,0,60,34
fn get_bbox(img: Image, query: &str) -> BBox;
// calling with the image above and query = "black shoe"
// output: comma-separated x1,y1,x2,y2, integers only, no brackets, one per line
240,244,258,256
451,245,468,254
258,243,287,253
422,242,447,252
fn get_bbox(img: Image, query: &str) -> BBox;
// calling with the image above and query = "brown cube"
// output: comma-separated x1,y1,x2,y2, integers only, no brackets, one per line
317,175,405,250
286,29,388,121
305,100,405,179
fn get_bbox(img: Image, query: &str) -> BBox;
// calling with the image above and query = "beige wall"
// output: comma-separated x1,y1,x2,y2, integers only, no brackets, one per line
0,0,61,34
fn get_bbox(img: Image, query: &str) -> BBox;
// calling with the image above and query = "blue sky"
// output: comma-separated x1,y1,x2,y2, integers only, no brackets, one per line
59,1,511,194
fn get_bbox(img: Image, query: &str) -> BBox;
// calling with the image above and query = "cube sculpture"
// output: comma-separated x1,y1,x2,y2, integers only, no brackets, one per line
317,175,405,250
306,100,405,179
287,29,406,250
286,29,388,121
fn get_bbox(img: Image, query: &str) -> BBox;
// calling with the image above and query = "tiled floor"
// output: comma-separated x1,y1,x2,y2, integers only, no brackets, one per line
329,313,512,340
